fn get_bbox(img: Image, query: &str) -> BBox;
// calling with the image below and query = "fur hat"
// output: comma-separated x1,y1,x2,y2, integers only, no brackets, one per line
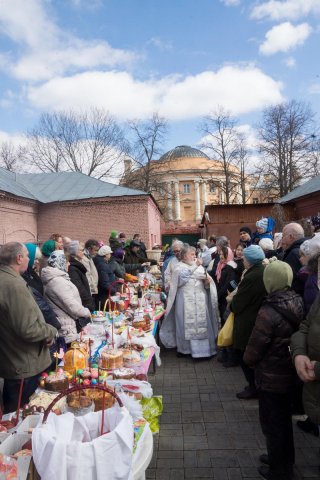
259,238,274,251
98,245,113,256
256,218,269,233
239,226,252,236
300,233,320,259
263,260,293,293
243,245,265,265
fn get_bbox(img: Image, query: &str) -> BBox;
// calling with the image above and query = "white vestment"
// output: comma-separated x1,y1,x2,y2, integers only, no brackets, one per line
160,261,220,358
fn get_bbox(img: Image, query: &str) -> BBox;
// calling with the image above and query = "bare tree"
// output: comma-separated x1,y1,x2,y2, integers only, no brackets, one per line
257,100,316,197
122,113,169,194
199,107,252,204
25,108,126,180
0,141,26,172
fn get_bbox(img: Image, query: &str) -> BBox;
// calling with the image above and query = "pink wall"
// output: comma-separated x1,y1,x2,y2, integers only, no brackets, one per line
37,195,161,248
0,195,38,244
147,197,162,247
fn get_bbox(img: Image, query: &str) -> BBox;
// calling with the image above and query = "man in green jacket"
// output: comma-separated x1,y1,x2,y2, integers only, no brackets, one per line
0,242,57,413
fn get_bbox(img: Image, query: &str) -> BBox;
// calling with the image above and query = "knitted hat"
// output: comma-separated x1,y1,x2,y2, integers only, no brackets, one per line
98,245,112,256
198,239,207,246
239,226,252,236
300,233,320,259
243,245,265,265
67,240,80,256
25,243,36,269
113,248,125,259
110,230,118,239
263,260,293,293
256,218,269,233
259,238,274,251
41,239,56,257
48,250,67,272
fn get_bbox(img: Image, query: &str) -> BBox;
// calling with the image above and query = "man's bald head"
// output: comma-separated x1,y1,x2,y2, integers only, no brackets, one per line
282,223,304,251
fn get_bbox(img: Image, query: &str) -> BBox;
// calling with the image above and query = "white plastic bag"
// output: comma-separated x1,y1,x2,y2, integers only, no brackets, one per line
32,405,134,480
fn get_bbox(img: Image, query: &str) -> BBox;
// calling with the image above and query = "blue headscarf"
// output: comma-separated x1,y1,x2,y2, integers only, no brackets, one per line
24,243,37,269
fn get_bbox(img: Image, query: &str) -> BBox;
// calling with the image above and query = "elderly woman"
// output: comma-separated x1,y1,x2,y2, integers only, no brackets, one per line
67,240,95,312
93,245,117,308
108,248,126,279
41,250,91,344
160,245,220,359
230,245,267,399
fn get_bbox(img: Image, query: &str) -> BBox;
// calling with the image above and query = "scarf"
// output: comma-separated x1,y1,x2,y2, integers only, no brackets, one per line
215,247,234,283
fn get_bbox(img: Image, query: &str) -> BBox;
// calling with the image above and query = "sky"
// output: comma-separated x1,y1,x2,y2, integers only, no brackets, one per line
0,0,319,157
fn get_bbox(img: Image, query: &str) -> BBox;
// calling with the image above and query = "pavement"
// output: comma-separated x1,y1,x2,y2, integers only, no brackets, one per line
147,349,320,480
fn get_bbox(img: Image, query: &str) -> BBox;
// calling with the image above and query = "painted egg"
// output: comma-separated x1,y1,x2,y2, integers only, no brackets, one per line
77,369,83,375
83,379,91,386
41,372,49,378
39,379,46,388
91,379,98,385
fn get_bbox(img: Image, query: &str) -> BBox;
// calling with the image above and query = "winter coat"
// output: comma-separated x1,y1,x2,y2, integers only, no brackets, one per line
291,292,320,424
282,237,307,295
124,248,145,276
22,267,44,295
0,266,56,379
234,258,244,283
109,237,122,252
303,273,319,314
93,255,117,305
108,256,126,279
41,266,91,344
216,262,237,320
244,290,304,393
230,263,266,351
68,256,95,312
81,252,99,295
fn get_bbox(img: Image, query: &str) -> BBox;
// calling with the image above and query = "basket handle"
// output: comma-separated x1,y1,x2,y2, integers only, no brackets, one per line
42,384,124,424
108,280,130,302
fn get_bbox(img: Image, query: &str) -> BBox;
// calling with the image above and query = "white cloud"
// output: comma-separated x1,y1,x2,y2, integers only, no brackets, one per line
148,37,172,51
309,83,320,94
285,56,296,68
26,65,283,120
259,22,312,55
235,124,259,151
220,0,241,6
0,0,137,82
251,0,320,21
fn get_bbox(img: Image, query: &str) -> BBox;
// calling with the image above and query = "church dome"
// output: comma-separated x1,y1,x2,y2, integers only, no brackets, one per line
159,145,209,162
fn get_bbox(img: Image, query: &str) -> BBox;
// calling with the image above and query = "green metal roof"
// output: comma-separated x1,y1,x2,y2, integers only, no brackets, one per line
159,145,209,162
278,176,320,203
0,167,148,203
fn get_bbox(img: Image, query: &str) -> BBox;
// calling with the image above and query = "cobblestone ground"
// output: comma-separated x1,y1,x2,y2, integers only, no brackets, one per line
147,349,320,480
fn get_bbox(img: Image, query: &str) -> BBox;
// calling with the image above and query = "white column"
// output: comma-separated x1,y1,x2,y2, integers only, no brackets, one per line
201,181,207,212
166,182,173,220
174,181,181,221
194,180,201,221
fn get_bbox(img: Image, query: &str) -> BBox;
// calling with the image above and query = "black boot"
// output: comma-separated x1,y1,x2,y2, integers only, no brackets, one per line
296,417,319,437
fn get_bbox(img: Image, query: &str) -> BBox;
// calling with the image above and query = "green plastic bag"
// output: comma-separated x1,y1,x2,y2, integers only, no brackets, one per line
140,396,163,433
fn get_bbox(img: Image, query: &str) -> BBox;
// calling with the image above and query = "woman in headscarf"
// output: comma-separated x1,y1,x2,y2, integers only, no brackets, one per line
41,250,91,344
93,245,117,308
215,246,237,321
67,240,95,312
40,239,57,271
160,245,220,359
108,248,126,279
230,245,267,399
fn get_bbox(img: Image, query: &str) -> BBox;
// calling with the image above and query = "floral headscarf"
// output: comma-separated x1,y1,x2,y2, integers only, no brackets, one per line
216,247,234,283
48,250,68,272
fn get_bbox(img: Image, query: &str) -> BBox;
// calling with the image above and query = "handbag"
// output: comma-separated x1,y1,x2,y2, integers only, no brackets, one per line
217,312,234,347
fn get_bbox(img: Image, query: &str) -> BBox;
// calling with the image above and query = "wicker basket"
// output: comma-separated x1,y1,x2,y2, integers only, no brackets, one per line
146,250,162,262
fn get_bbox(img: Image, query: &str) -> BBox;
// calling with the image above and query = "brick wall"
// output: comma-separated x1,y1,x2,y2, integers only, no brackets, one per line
38,195,161,248
0,195,38,244
147,197,162,247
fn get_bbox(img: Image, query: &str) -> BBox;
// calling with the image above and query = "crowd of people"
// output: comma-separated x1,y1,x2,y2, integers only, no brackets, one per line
0,217,320,480
161,215,320,480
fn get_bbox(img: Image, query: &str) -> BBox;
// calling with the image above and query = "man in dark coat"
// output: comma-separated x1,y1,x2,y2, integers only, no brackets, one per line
230,245,266,399
0,242,57,413
244,260,304,480
124,240,149,275
281,222,306,295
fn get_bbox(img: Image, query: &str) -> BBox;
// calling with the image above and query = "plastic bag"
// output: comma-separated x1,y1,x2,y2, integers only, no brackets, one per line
217,312,234,347
140,396,163,433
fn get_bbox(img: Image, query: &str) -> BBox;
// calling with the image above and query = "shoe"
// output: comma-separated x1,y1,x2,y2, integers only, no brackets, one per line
176,352,190,358
297,417,319,437
217,349,228,363
258,465,292,480
236,388,258,400
259,454,270,465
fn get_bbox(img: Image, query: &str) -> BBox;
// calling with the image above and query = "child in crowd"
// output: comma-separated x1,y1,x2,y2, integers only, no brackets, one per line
244,260,304,480
252,217,275,244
